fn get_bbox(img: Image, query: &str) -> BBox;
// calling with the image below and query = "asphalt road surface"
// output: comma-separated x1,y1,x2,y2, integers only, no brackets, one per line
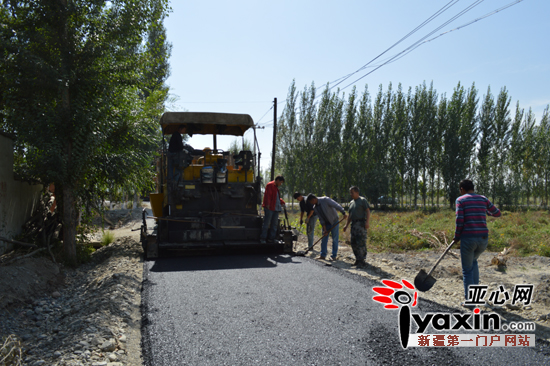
141,254,550,365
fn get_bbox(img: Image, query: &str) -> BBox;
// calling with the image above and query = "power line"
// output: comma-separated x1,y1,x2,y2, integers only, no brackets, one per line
311,0,524,98
383,0,526,67
232,1,525,126
255,106,273,125
327,0,462,89
339,0,526,91
339,0,489,90
259,120,274,127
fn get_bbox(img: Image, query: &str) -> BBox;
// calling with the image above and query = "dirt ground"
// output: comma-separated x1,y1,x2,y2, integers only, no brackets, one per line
2,210,550,343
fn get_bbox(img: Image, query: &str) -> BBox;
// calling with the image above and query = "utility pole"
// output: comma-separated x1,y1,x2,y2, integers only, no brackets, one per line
270,97,277,182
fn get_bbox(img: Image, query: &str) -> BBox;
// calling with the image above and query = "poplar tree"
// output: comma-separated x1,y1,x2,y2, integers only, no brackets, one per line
341,87,357,194
490,87,512,204
407,84,427,207
424,82,439,206
0,0,170,265
442,82,478,208
522,109,537,205
436,94,449,205
356,85,373,196
276,80,298,198
508,103,525,205
382,83,395,201
326,90,344,198
313,86,332,195
297,82,317,193
536,106,550,206
475,87,495,197
391,84,409,206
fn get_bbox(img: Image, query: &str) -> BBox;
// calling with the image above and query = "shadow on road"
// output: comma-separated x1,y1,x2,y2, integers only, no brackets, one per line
148,254,303,272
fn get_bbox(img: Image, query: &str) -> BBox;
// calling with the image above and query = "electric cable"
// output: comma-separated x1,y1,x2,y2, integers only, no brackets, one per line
338,0,526,91
337,0,487,90
326,0,462,90
380,0,525,67
312,0,524,97
255,106,273,125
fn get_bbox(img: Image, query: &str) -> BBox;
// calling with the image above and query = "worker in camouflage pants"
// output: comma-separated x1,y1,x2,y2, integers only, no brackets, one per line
343,186,371,268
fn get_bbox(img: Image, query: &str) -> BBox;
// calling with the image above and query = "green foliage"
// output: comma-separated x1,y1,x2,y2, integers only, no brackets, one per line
101,231,115,246
275,79,550,210
0,0,171,265
76,243,96,264
228,138,253,155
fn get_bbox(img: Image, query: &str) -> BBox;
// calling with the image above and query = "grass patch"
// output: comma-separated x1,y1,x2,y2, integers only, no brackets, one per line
101,231,115,246
75,243,95,263
284,208,550,257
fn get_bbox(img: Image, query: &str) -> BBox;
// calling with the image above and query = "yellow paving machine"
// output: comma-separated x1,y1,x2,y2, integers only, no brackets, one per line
141,112,296,258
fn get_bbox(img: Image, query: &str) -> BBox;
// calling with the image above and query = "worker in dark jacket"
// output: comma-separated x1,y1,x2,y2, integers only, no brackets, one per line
293,192,317,250
307,194,347,260
168,125,194,182
260,176,285,244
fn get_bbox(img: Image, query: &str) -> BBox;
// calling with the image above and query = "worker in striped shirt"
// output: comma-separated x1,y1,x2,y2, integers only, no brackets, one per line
454,179,501,307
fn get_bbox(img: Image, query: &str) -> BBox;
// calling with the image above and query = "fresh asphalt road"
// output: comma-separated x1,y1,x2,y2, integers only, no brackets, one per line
141,254,550,366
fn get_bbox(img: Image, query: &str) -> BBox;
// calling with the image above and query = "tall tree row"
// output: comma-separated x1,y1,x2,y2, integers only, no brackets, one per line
275,80,550,209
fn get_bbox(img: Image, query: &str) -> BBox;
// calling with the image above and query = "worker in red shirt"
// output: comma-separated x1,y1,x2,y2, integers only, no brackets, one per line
260,175,285,244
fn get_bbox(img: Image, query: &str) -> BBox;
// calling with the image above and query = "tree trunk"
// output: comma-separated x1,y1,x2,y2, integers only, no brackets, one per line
437,173,441,206
546,172,548,207
59,0,76,266
63,185,77,266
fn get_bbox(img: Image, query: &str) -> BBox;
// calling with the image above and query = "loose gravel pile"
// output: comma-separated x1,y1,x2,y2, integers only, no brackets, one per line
0,237,143,366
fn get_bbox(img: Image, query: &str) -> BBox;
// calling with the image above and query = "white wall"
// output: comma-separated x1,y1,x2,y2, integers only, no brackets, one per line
0,132,43,255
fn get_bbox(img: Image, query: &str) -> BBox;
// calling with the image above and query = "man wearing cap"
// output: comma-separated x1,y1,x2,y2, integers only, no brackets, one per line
306,194,347,260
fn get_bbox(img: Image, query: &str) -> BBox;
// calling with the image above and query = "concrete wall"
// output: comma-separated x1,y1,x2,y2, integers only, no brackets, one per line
0,132,43,255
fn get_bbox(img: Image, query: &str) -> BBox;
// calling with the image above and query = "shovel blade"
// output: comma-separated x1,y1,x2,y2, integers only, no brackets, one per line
414,269,437,292
295,250,307,257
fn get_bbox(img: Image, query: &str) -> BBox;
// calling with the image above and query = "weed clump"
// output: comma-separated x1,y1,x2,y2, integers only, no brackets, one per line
101,231,115,246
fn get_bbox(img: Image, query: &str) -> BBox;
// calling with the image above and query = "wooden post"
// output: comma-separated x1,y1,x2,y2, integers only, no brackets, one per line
271,98,277,181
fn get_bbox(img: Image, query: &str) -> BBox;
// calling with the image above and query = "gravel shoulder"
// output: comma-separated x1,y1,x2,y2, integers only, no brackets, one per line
0,208,145,366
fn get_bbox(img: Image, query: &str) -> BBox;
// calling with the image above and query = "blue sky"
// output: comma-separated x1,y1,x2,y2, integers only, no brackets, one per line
164,0,550,172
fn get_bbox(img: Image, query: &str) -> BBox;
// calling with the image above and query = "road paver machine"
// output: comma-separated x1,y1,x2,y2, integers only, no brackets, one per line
141,112,296,258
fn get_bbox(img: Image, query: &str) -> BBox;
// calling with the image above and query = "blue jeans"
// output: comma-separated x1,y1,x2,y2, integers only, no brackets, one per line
460,236,488,300
321,221,339,258
306,216,318,248
261,208,279,240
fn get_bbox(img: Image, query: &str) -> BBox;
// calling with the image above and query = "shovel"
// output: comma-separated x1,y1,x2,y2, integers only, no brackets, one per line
295,216,346,256
414,240,456,292
283,206,291,229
